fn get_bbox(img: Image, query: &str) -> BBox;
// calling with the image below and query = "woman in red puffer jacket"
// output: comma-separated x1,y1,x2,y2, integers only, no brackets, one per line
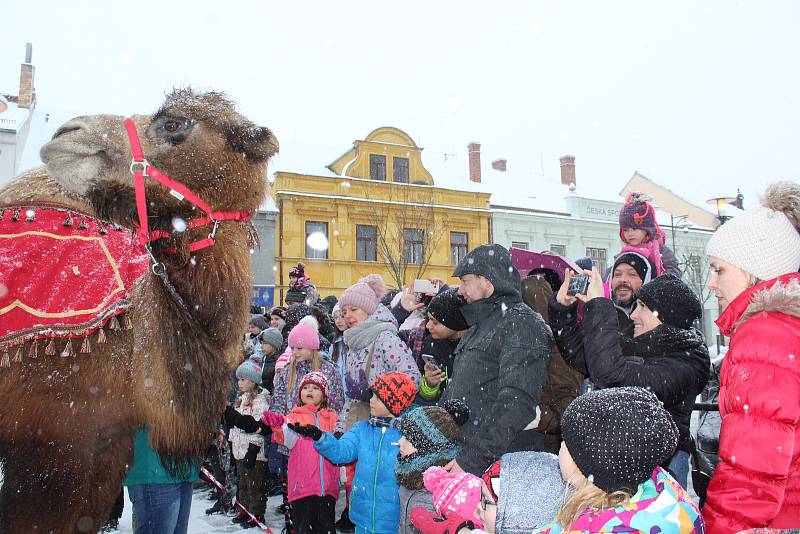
702,181,800,532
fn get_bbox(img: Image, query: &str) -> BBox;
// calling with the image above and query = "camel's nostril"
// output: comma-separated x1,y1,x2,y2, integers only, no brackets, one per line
51,118,90,140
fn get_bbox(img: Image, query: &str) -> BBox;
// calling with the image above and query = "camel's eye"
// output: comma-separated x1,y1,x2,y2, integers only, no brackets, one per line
164,119,183,132
150,114,193,145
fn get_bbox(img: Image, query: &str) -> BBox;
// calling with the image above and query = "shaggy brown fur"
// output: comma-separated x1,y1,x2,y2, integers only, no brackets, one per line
0,89,277,533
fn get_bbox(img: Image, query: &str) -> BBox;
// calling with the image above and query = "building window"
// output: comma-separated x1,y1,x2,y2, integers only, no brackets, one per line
404,228,424,265
370,154,386,181
393,157,409,183
586,247,607,273
305,221,328,259
511,241,529,250
550,244,566,256
450,232,469,266
356,224,378,262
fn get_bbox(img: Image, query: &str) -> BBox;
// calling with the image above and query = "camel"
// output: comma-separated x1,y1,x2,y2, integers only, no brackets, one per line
0,89,278,533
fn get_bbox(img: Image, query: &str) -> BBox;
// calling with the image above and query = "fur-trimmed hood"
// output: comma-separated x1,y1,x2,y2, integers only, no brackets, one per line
717,272,800,335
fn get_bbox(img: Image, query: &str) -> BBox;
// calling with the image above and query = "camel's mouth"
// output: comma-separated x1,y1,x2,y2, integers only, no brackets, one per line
40,117,122,195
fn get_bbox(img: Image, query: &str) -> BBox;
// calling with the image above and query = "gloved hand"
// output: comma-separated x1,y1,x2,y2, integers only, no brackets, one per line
243,443,260,470
223,405,241,429
262,412,285,427
287,422,323,441
334,431,343,439
410,508,475,534
236,415,261,434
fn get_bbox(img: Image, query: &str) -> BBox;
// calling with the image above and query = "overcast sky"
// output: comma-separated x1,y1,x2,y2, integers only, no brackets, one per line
2,1,798,209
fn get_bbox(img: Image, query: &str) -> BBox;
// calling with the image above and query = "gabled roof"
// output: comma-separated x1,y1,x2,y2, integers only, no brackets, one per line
326,126,434,185
620,171,722,230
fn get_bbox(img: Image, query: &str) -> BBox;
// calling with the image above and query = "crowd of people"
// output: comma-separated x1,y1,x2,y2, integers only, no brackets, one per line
123,182,800,534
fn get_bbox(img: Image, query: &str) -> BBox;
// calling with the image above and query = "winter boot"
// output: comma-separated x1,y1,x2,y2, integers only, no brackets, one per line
335,508,355,533
232,511,250,524
244,514,266,529
205,499,225,515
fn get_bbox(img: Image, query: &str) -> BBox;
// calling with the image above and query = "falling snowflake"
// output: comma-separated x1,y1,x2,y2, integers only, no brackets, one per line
171,217,188,233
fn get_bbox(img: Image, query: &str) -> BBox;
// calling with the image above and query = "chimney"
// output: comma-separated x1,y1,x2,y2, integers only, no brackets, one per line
491,158,507,172
559,155,575,187
18,43,35,109
468,142,481,183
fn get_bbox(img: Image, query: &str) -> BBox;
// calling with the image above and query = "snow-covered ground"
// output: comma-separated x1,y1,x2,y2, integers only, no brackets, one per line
115,485,345,534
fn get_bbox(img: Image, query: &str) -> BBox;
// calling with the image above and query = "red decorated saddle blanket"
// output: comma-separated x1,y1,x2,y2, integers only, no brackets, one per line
0,204,149,350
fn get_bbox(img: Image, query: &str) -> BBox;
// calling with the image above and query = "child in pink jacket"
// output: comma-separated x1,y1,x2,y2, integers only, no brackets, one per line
263,370,340,534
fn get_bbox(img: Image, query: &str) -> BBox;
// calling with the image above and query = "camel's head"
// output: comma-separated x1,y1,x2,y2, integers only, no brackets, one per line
40,88,278,218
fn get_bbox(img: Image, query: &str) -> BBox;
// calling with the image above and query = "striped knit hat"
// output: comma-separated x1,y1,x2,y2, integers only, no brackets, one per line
298,370,329,404
395,399,470,489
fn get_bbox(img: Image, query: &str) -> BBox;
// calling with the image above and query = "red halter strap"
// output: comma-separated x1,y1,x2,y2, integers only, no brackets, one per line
123,118,251,253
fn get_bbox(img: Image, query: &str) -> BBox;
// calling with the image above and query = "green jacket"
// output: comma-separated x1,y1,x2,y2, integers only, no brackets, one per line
124,427,200,486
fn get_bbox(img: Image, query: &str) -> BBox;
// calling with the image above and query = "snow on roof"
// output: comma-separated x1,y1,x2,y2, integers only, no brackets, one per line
0,100,32,133
259,195,278,212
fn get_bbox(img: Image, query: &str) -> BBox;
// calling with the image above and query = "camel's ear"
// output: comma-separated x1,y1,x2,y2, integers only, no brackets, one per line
228,125,279,162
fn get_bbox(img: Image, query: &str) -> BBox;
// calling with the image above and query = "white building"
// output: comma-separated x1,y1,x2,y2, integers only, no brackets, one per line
436,146,724,342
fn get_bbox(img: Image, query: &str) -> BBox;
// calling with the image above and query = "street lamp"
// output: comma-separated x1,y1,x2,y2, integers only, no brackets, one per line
706,196,737,224
669,214,690,251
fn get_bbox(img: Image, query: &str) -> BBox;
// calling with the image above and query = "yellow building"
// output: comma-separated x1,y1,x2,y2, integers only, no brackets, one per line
272,127,492,302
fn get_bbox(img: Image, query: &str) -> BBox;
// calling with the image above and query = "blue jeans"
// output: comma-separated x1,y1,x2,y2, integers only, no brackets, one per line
668,450,690,489
128,483,193,534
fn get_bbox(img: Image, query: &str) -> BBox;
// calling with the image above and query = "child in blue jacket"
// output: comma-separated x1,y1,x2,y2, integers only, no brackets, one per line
289,371,417,534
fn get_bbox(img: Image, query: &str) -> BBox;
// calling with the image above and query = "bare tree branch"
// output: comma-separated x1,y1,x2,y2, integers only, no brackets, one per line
361,182,444,289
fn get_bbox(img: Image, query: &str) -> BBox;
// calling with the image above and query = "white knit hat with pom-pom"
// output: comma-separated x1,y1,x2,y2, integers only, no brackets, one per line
338,274,387,315
706,181,800,281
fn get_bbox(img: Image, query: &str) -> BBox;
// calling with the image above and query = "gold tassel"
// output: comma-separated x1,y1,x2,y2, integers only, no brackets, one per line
45,339,56,356
123,314,133,330
28,340,38,359
1,351,10,368
12,347,23,363
64,212,74,227
60,340,73,358
108,315,120,331
80,336,91,354
96,327,107,344
78,217,88,230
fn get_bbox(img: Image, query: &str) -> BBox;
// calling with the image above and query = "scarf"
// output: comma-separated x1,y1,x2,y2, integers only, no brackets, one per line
619,323,705,358
368,416,401,429
344,318,396,351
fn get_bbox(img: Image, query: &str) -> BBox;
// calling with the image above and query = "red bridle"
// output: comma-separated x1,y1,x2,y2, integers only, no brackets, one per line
123,117,251,255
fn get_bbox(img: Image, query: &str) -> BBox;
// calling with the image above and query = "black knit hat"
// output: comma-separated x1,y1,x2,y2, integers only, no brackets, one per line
426,288,468,331
395,400,470,489
635,274,702,330
612,252,654,284
561,387,678,493
452,244,520,294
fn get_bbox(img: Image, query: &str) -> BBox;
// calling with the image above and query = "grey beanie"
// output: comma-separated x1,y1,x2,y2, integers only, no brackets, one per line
496,451,565,533
258,327,284,352
248,315,269,331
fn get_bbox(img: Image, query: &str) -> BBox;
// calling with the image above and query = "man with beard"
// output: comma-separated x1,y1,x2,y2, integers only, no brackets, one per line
548,269,709,487
607,252,654,337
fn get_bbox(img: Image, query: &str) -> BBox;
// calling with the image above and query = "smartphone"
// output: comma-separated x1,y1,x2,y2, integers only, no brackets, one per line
421,354,441,369
413,279,438,295
566,274,591,296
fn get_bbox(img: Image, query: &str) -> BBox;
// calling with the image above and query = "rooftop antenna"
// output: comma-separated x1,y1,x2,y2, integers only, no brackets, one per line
443,152,456,161
540,154,545,176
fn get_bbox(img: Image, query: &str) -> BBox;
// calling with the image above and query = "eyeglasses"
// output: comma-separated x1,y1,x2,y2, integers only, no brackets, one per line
480,495,497,511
